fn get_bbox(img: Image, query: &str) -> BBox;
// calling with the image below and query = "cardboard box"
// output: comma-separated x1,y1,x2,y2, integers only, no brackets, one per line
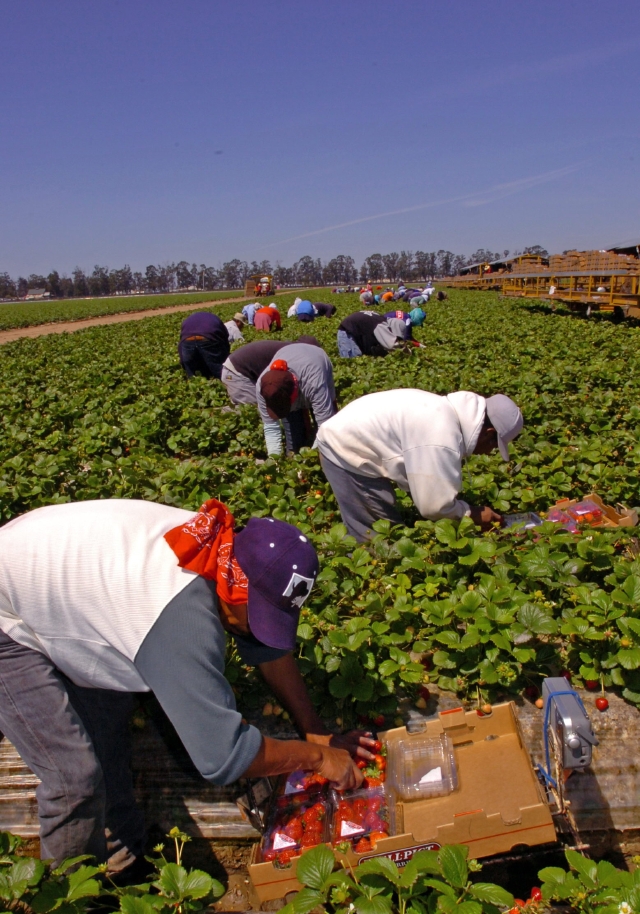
553,492,638,528
248,703,556,903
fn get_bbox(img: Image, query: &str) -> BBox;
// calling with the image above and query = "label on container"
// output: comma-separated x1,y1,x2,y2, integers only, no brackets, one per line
360,842,441,867
418,766,443,785
340,820,365,837
273,832,297,850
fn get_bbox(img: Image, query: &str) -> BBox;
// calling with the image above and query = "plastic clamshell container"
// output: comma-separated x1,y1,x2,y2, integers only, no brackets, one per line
566,500,604,526
503,512,543,530
387,733,458,800
279,769,330,797
331,787,392,850
259,792,331,863
546,506,578,533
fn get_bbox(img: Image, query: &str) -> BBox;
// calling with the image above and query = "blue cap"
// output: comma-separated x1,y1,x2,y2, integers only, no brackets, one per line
409,308,426,326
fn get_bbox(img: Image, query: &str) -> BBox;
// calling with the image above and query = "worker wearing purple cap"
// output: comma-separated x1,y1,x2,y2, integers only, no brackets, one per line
256,343,337,456
316,391,523,541
0,498,369,874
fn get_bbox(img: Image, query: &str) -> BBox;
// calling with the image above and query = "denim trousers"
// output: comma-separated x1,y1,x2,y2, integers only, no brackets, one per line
178,339,224,379
0,630,144,869
319,453,402,541
336,330,363,358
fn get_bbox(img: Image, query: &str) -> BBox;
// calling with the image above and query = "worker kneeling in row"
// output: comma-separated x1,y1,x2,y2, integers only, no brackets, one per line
315,390,523,541
0,499,371,873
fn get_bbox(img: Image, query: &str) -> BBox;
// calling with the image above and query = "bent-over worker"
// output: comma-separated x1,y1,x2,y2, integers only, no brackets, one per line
220,337,320,406
315,390,523,541
337,311,409,357
224,312,247,343
254,304,282,332
0,498,370,872
178,312,230,379
257,343,337,456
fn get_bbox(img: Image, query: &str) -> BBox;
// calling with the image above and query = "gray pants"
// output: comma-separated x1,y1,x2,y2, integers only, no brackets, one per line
319,454,403,542
0,630,144,869
220,359,257,405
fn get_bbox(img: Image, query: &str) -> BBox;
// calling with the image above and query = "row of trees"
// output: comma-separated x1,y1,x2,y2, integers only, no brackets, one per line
0,247,548,300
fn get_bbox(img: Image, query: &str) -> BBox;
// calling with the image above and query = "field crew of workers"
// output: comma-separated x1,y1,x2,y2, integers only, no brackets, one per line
0,288,523,881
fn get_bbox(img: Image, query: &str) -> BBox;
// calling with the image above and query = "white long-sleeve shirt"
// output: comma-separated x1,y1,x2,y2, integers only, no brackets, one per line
316,390,486,519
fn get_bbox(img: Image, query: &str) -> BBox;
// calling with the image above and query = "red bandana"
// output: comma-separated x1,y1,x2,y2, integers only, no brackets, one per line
164,498,248,605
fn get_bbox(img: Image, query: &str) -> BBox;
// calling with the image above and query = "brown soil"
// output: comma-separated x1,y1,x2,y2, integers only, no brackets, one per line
0,296,251,345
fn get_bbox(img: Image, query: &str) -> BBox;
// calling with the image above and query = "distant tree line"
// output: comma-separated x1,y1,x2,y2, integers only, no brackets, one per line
0,247,548,300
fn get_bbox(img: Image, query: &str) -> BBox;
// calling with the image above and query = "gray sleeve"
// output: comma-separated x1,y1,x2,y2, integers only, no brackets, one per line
298,351,336,427
134,577,262,785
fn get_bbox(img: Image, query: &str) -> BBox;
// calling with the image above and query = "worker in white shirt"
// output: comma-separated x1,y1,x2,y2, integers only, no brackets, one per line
224,313,247,343
315,390,523,541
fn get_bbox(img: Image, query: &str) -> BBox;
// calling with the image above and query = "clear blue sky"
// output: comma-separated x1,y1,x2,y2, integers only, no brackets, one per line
2,0,639,277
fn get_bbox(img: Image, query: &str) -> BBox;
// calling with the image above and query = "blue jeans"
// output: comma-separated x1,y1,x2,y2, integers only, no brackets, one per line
0,631,144,869
337,330,362,358
178,339,226,379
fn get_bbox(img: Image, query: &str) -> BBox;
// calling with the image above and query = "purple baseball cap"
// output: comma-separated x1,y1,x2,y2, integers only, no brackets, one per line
233,517,319,650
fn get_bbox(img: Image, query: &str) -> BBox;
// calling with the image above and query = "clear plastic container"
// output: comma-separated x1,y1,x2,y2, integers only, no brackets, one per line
330,787,391,852
260,793,331,864
546,506,578,533
279,769,330,797
566,500,604,527
504,512,543,530
387,733,458,800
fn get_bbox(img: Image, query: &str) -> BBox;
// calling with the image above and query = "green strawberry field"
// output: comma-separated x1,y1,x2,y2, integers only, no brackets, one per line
2,289,640,725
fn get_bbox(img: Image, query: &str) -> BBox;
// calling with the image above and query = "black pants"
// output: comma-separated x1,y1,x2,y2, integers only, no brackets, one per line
179,339,225,379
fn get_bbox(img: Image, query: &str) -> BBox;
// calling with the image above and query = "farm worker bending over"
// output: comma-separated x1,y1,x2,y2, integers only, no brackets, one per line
337,311,408,357
220,337,321,405
315,390,523,542
295,299,315,322
312,302,337,317
0,499,370,872
254,304,282,332
287,297,303,318
224,312,247,343
178,311,230,380
257,343,337,456
241,302,260,325
383,309,426,340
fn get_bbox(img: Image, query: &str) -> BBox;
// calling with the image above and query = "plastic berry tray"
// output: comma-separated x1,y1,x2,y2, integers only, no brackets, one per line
387,733,458,800
260,793,330,864
279,769,330,797
330,786,391,853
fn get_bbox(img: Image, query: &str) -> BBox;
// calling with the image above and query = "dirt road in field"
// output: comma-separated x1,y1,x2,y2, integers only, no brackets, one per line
0,296,256,345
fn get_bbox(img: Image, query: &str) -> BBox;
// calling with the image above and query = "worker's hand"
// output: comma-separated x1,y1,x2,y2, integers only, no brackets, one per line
316,745,363,791
308,729,378,761
469,505,504,530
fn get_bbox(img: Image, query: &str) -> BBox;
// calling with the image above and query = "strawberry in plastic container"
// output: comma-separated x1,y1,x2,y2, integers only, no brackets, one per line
332,787,390,854
260,795,330,866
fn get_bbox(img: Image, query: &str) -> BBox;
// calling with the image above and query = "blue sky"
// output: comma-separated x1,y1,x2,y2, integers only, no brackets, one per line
2,0,639,276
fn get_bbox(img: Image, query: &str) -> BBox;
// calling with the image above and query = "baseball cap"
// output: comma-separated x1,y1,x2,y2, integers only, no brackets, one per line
233,312,246,325
485,394,523,461
234,517,319,650
260,367,296,417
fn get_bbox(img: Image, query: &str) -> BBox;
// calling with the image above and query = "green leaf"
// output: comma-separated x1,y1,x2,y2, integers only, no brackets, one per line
469,883,514,906
379,660,400,677
438,845,468,888
517,603,557,635
295,844,335,889
156,863,213,901
357,856,400,885
455,902,482,914
565,849,597,886
354,896,394,914
617,648,640,670
120,897,161,914
291,887,327,914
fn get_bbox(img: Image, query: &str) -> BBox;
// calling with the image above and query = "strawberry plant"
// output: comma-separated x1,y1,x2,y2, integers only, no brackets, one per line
3,291,640,717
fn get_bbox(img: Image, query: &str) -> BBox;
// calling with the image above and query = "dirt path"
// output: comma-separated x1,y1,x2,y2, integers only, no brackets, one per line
0,295,257,345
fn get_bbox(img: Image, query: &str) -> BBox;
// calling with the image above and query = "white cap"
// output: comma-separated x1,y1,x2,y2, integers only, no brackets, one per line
485,394,523,461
